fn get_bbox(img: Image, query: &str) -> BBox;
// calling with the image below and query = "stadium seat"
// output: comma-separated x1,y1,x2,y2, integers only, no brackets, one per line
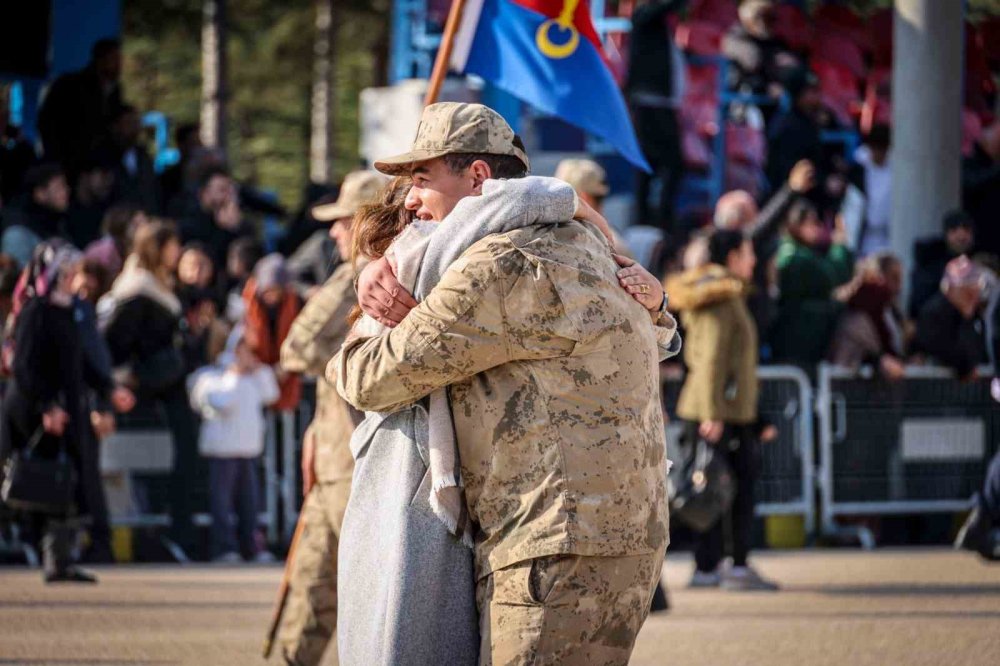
680,94,720,137
726,123,766,167
812,58,861,127
772,3,812,54
675,20,725,56
980,17,1000,70
814,4,870,53
688,0,739,29
868,8,893,68
685,61,721,98
962,108,984,158
814,31,867,80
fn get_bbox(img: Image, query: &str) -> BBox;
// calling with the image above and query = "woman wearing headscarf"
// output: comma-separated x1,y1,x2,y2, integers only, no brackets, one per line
1,241,111,581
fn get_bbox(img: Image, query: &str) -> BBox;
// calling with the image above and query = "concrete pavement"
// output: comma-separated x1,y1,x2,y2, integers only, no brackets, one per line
0,549,998,665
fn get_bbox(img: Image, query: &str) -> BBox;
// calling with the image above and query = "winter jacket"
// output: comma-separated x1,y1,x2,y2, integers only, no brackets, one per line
189,365,279,458
99,266,185,395
242,281,301,411
771,238,854,366
912,293,988,378
668,264,758,424
908,237,966,318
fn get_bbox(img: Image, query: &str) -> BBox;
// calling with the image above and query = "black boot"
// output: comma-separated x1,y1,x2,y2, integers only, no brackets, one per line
45,565,98,583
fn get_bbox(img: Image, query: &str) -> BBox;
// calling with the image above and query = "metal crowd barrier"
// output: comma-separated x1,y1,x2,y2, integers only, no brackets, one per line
662,365,816,534
816,363,997,549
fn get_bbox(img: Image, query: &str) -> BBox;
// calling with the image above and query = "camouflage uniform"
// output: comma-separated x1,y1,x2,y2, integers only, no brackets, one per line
333,217,678,664
277,262,361,666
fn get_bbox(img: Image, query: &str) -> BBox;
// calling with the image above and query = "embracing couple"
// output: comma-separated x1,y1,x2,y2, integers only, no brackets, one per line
328,102,680,665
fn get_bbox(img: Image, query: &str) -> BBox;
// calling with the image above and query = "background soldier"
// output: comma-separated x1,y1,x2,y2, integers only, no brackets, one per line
275,170,384,665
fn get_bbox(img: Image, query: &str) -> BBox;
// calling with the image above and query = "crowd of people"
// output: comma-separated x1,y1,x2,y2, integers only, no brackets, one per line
1,6,999,663
0,39,344,580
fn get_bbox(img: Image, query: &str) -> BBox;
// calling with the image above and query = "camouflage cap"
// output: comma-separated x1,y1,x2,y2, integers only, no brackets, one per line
374,102,530,176
311,170,388,222
554,158,609,197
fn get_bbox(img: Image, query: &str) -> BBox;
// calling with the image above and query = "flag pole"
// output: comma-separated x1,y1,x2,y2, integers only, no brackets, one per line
424,0,468,106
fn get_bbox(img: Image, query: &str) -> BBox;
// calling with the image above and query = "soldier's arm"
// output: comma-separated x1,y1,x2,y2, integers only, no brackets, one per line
330,243,512,413
281,266,358,377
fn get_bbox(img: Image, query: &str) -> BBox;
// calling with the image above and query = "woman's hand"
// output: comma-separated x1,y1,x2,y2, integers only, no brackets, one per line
42,406,71,437
613,254,664,312
699,420,725,444
357,256,419,328
573,196,616,247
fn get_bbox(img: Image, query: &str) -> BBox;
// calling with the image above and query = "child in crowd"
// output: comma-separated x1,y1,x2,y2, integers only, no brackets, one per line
177,242,229,371
189,329,279,562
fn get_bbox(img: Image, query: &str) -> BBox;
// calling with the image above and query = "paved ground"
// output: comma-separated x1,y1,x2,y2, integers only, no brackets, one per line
0,549,998,666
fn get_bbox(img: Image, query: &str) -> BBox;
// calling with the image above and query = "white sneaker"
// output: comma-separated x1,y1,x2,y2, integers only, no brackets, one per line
253,550,277,564
721,564,780,591
688,569,721,588
213,551,242,564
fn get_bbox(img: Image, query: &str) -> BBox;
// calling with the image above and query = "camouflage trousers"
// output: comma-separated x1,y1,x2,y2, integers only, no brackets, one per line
475,552,663,666
278,479,351,666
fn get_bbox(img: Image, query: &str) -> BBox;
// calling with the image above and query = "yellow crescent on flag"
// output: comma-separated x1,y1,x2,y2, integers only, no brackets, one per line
536,0,581,59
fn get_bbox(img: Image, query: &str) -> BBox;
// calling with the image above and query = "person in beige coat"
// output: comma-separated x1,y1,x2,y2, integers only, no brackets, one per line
667,229,779,592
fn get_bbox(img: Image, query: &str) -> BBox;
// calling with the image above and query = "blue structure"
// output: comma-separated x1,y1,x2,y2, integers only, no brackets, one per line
1,0,122,142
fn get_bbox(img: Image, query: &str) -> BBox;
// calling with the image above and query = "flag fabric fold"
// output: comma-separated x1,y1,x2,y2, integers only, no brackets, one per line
451,0,652,172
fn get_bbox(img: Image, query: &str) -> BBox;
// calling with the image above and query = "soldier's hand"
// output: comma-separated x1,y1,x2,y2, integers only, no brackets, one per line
302,428,316,497
357,256,419,328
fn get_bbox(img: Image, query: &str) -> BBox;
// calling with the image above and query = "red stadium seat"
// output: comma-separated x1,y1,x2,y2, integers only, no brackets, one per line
675,20,725,56
980,17,1000,69
680,94,720,137
812,58,861,127
772,3,813,54
726,123,766,167
814,4,870,52
688,0,739,29
814,31,867,80
682,128,713,170
685,61,721,98
868,9,893,68
962,108,984,158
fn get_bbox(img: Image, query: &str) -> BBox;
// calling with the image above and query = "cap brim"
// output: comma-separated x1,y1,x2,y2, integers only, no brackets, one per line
311,202,355,222
373,148,451,176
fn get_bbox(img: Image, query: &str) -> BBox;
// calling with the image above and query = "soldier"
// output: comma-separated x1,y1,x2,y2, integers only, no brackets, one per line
275,170,385,666
554,157,634,258
332,103,679,665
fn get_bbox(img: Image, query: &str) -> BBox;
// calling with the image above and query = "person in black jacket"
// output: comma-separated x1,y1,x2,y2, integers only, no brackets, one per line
37,39,123,176
908,211,976,318
766,68,824,191
99,221,198,560
912,256,991,380
0,242,124,581
173,167,253,269
626,0,686,233
722,0,801,98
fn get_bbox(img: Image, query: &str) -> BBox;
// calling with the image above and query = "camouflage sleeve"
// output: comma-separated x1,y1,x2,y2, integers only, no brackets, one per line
330,243,513,413
280,265,357,377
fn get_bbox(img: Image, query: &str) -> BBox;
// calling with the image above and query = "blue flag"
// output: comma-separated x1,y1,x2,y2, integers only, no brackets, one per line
451,0,652,172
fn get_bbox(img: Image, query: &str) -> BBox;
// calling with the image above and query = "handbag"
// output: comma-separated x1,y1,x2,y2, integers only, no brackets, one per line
1,427,77,514
133,346,186,393
668,430,736,533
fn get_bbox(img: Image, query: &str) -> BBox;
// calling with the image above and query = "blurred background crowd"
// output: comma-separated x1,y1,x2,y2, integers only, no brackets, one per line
0,0,998,573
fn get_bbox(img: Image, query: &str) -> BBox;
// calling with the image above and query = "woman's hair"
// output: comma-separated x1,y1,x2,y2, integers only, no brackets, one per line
347,177,413,324
351,177,413,267
708,229,747,267
785,198,819,243
102,203,140,240
132,219,180,284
